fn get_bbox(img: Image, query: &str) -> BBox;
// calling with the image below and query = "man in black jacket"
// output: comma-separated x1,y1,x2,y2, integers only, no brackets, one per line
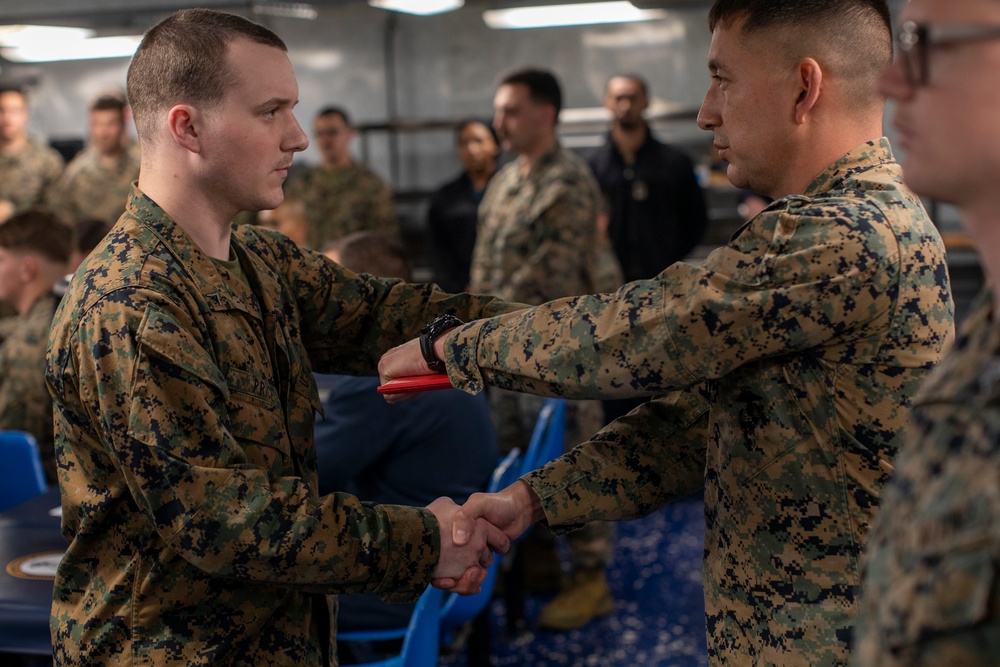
588,75,707,284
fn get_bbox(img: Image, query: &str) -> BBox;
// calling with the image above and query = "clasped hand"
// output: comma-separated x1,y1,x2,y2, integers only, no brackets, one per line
427,480,544,594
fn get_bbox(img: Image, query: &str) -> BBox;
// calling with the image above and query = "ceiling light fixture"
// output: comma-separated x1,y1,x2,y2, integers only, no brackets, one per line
0,25,141,63
483,1,667,29
368,0,464,16
252,2,319,20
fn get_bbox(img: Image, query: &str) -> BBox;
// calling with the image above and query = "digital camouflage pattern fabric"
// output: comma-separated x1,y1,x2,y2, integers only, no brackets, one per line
285,163,398,250
470,143,602,304
0,293,60,484
0,138,63,213
471,142,613,566
853,288,1000,667
45,185,518,666
49,142,141,225
442,139,956,666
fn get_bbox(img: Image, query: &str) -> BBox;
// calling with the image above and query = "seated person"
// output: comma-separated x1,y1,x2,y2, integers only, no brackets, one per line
0,208,72,484
317,231,499,633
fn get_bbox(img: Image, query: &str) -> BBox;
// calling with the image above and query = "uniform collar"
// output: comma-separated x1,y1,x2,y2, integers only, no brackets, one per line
124,184,272,320
803,137,895,198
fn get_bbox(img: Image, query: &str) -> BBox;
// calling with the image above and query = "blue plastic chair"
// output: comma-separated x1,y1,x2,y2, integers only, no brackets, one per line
519,398,567,476
338,585,443,667
339,449,523,667
0,431,48,512
438,448,523,644
503,398,567,633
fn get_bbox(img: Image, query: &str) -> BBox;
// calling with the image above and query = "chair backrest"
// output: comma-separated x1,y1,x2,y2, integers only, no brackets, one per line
0,431,48,512
438,447,522,632
519,398,567,477
340,585,443,667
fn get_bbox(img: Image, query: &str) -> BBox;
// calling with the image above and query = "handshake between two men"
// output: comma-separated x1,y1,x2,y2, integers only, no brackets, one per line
383,334,548,597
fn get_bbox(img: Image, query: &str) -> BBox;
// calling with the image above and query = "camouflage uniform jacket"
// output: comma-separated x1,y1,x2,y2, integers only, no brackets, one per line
285,162,398,250
45,185,515,666
0,292,59,484
470,143,600,305
49,141,141,225
853,288,1000,667
442,139,955,666
0,138,63,212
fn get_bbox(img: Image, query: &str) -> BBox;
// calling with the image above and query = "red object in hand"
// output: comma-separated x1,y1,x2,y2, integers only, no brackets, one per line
377,374,454,394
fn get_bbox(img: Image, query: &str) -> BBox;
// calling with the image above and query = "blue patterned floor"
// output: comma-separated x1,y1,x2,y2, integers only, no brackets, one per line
442,495,708,667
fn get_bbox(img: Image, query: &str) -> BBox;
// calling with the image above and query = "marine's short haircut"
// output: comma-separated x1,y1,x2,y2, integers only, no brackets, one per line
126,8,286,143
707,0,892,112
328,231,411,281
316,106,352,128
607,74,650,99
0,209,72,264
500,68,563,118
90,93,127,116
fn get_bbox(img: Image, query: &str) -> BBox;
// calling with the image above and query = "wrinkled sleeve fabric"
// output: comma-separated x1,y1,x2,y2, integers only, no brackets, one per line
524,389,710,530
442,200,901,398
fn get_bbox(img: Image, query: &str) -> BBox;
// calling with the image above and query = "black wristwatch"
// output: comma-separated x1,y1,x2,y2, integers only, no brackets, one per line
418,314,463,373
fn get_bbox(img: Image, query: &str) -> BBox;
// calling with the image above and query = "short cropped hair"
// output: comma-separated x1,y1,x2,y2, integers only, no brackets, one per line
126,9,286,143
607,74,649,99
0,209,72,264
316,106,352,127
90,94,127,116
707,0,892,112
500,68,562,118
329,232,411,281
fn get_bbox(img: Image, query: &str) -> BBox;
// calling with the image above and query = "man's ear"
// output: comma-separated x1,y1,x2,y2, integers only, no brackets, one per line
166,104,203,153
19,254,38,283
794,58,823,125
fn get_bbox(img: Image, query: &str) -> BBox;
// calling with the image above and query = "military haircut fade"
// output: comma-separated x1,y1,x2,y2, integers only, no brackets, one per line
708,0,893,112
0,209,72,264
126,8,287,142
500,68,563,117
316,106,352,127
607,74,650,98
90,93,127,115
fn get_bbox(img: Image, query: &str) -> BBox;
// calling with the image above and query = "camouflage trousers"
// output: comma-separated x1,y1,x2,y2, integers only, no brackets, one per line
489,388,615,569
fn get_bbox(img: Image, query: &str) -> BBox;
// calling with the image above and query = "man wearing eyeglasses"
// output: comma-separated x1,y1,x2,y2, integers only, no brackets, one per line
379,0,956,664
853,1,1000,665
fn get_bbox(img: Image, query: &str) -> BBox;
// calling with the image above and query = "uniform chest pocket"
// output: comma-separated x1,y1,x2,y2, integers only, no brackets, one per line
225,366,291,474
881,535,997,650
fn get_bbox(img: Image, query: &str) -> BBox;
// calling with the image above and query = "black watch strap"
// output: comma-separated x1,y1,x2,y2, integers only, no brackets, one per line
418,314,463,373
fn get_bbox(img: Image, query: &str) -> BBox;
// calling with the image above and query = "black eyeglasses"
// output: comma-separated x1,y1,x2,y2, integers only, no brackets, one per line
898,20,1000,87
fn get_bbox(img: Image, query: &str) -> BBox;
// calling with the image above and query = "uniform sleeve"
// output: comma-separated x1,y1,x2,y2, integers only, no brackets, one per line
253,230,528,376
66,288,439,600
442,202,901,397
44,160,79,223
39,149,66,209
0,336,51,450
499,181,598,305
523,390,709,530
